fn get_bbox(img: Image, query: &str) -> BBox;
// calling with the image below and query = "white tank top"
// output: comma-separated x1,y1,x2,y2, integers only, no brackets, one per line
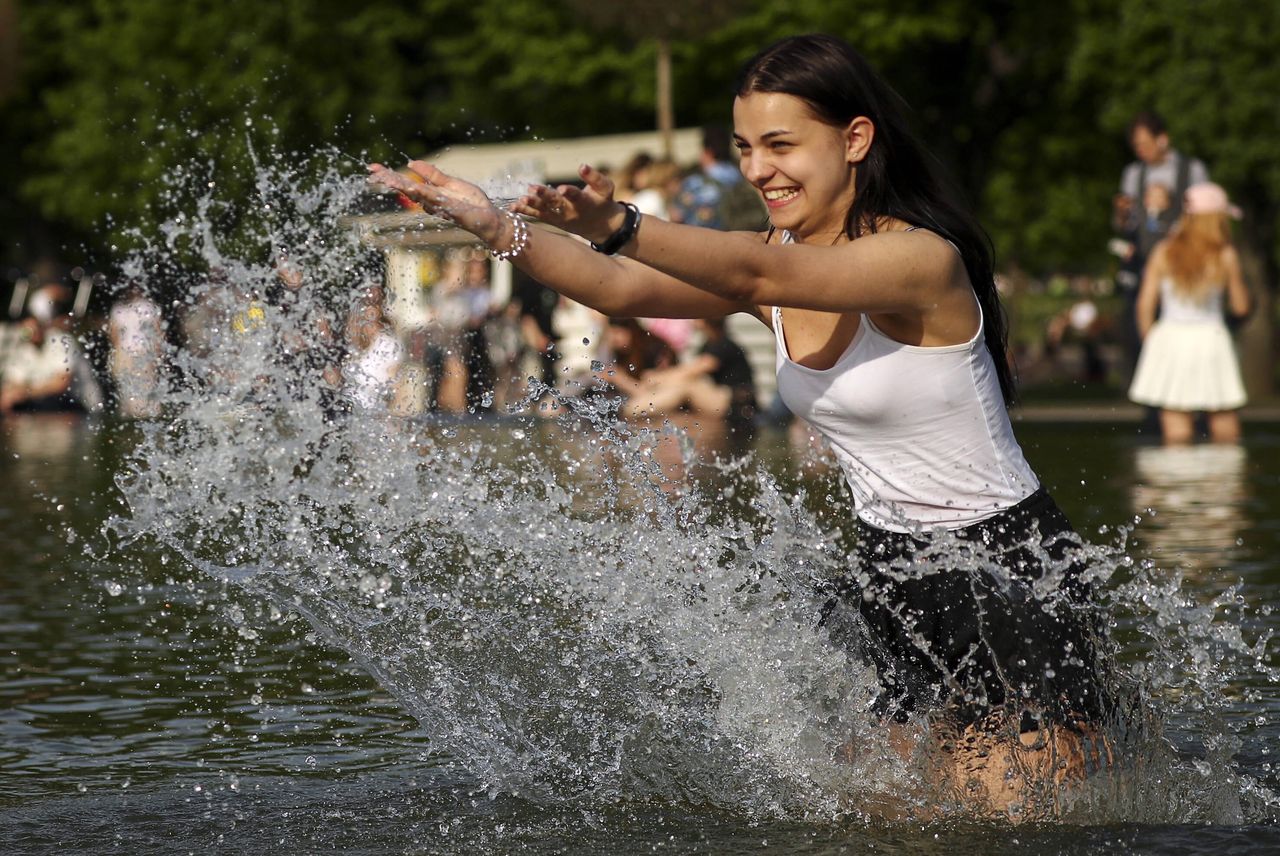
772,232,1039,533
1158,277,1226,325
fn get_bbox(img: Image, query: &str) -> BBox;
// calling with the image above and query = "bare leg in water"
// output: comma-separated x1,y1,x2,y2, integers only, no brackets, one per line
841,715,1113,822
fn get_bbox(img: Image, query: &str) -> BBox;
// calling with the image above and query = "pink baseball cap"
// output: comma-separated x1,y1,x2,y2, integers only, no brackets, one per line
1183,182,1243,219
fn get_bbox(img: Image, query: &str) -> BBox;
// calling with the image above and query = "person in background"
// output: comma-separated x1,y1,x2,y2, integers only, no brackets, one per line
1044,296,1108,384
1,311,101,415
624,316,757,428
595,317,676,406
615,151,655,207
1113,111,1209,382
1134,182,1178,263
629,157,677,220
460,253,496,412
1115,111,1209,238
1128,182,1251,444
108,283,165,418
639,160,696,352
668,125,749,230
342,297,403,412
511,267,560,392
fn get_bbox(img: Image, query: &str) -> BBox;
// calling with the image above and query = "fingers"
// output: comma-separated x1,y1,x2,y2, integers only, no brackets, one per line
518,184,569,220
578,163,614,197
407,160,447,186
510,199,539,218
366,163,412,192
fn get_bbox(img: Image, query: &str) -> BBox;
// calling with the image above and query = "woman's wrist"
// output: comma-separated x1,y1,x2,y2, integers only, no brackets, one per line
474,206,507,246
486,209,530,262
590,203,628,245
590,202,641,255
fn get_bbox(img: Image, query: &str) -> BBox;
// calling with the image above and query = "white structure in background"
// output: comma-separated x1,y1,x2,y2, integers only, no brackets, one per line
348,127,778,404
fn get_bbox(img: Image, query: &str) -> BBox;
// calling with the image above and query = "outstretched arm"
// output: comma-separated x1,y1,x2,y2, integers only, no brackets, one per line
518,165,965,317
367,162,759,322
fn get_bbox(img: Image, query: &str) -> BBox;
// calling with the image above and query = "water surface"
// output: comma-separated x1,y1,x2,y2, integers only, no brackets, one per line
3,413,1279,854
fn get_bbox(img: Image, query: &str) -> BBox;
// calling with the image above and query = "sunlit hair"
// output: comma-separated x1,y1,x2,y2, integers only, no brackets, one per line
1164,212,1230,299
735,34,1016,404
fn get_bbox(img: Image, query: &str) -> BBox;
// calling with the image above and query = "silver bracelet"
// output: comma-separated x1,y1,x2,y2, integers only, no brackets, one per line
489,210,529,262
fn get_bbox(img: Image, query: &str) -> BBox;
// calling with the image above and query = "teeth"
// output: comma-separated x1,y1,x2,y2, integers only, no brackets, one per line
764,188,798,201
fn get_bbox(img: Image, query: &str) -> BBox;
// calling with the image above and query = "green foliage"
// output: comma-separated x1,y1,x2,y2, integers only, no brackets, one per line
11,0,448,257
1,0,1276,289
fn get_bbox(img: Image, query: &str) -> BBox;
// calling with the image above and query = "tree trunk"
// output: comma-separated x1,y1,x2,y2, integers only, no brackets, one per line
656,37,674,160
1236,238,1275,400
0,0,19,101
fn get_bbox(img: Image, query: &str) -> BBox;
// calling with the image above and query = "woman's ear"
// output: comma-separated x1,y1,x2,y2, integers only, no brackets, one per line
845,117,874,164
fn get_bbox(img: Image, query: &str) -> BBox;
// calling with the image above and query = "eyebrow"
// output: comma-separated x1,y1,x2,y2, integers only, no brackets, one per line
733,129,794,144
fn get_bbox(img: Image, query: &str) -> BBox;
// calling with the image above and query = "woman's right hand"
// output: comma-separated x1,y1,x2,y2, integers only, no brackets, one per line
515,164,628,246
367,161,506,246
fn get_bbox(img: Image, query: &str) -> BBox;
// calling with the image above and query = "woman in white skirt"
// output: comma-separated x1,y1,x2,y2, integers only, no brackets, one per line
1129,182,1252,444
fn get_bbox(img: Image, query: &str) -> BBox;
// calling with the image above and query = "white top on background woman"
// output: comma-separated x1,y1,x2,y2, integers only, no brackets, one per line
1129,181,1251,444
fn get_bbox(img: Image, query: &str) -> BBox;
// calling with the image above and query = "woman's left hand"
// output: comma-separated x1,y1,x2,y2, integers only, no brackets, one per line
514,164,626,246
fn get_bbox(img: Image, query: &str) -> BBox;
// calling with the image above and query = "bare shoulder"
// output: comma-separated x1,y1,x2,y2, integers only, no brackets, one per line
864,227,968,288
863,226,961,258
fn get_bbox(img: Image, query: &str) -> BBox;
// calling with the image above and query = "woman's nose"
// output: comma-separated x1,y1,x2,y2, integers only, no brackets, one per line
741,152,770,185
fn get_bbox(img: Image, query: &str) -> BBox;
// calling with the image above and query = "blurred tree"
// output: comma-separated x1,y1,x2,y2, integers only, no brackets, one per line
0,0,98,282
563,0,748,158
420,1,649,140
15,0,452,259
4,0,655,269
0,0,17,100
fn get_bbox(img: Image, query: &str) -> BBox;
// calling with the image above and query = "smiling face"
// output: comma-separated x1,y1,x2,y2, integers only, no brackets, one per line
732,91,867,242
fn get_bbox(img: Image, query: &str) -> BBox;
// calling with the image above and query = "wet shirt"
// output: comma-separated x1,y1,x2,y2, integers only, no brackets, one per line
771,234,1038,532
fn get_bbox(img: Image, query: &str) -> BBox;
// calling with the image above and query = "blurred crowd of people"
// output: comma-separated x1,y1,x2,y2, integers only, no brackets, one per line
0,128,770,431
0,265,759,435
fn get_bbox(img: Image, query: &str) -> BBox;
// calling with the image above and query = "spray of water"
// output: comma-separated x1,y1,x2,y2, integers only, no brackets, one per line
103,143,1278,826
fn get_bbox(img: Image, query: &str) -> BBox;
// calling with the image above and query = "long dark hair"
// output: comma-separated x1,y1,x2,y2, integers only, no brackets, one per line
736,34,1016,404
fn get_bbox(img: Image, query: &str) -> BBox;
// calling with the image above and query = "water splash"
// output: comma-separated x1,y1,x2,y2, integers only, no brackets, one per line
103,144,1278,826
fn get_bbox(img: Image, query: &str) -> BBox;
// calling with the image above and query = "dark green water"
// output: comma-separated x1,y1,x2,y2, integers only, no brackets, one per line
3,412,1280,854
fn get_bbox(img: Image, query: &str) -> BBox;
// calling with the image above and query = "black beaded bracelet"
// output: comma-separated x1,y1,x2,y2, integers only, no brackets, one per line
590,202,641,255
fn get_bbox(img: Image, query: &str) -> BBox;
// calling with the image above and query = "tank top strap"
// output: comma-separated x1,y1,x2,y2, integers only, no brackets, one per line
904,225,962,258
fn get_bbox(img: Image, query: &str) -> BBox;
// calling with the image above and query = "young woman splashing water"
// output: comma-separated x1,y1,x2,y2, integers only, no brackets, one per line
369,33,1116,817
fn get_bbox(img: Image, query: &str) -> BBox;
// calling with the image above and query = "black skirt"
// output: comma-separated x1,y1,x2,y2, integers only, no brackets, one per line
824,488,1111,732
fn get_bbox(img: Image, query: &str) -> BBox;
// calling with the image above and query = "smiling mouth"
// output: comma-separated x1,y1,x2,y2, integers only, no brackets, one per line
762,187,799,205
